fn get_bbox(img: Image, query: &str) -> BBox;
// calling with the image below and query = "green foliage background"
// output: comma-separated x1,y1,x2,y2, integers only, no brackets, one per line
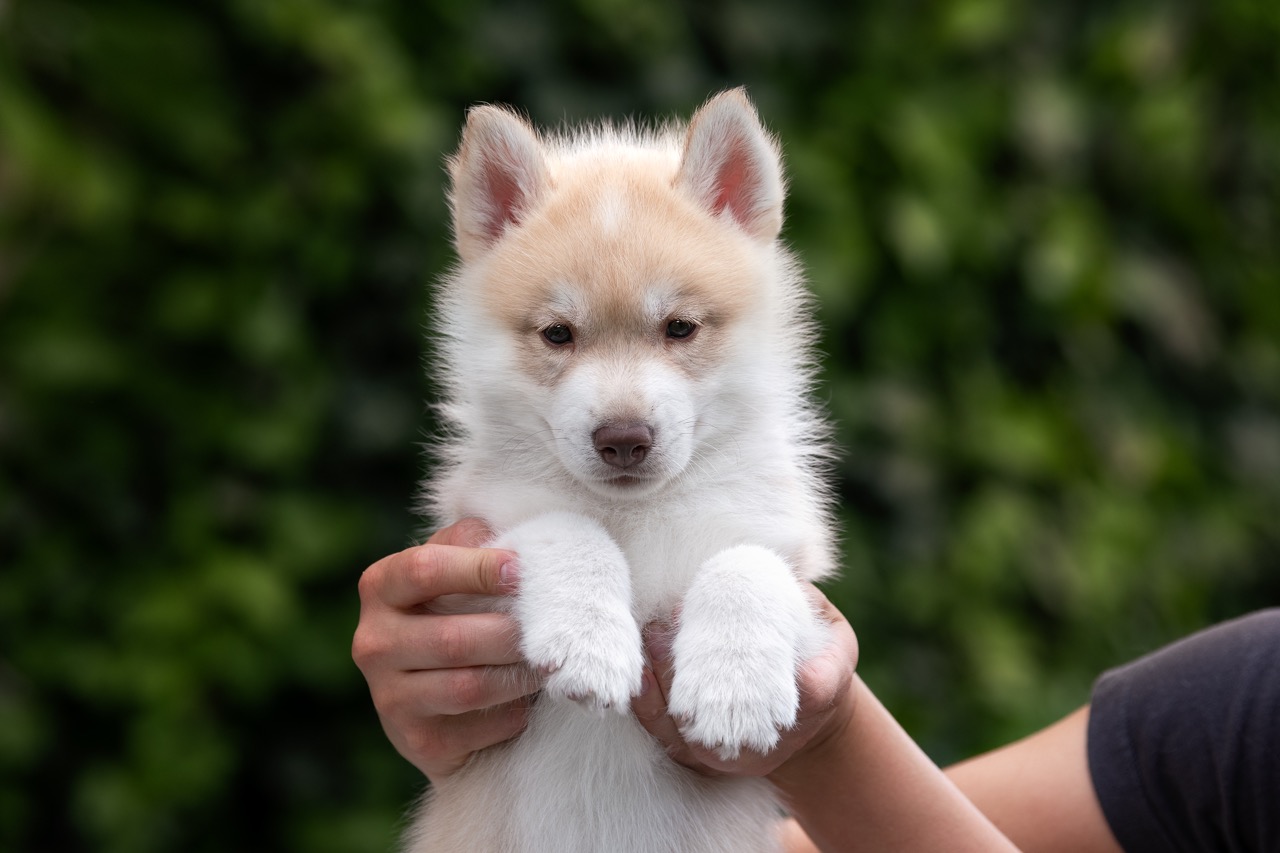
2,0,1277,850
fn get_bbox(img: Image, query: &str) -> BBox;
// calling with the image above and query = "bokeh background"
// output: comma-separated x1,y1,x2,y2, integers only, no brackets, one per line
3,0,1278,850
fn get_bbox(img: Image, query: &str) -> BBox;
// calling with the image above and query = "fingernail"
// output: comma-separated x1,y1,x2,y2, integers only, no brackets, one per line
639,669,652,697
498,559,519,592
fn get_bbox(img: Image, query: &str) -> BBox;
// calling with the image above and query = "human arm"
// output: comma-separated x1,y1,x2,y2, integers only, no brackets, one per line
632,591,1018,853
770,675,1020,853
944,706,1122,853
351,519,543,783
946,609,1280,853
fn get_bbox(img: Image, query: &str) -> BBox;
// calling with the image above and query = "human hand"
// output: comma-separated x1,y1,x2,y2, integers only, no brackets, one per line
630,587,858,778
351,519,543,783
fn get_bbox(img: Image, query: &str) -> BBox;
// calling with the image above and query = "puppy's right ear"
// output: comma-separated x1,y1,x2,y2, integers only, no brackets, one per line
447,105,548,261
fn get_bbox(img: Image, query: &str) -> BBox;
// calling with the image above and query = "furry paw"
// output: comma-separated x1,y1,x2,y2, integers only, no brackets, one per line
499,512,645,714
667,544,820,760
667,637,799,759
525,602,644,713
535,614,645,706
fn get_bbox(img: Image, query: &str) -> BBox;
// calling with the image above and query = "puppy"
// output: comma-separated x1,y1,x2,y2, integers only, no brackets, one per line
407,88,838,853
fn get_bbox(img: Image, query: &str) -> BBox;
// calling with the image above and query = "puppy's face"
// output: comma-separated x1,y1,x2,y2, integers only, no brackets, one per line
475,161,764,498
442,90,787,498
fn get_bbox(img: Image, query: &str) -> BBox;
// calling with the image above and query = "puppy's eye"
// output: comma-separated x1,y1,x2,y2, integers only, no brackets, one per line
666,318,697,340
542,324,573,346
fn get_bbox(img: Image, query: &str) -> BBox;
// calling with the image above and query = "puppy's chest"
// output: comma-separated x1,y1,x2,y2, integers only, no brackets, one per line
611,522,730,620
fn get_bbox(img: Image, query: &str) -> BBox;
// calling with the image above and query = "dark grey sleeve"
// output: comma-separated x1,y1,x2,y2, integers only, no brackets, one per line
1087,609,1280,853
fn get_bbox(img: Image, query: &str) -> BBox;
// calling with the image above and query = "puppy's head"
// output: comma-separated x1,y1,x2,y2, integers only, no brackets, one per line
440,90,792,498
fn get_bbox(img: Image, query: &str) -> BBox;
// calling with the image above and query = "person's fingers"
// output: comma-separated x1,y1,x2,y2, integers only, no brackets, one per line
385,663,544,717
394,696,535,781
375,611,524,671
632,628,682,744
795,592,858,717
427,517,495,549
360,542,518,611
631,666,669,727
438,697,532,753
807,586,854,635
795,650,848,719
643,620,677,698
632,621,709,767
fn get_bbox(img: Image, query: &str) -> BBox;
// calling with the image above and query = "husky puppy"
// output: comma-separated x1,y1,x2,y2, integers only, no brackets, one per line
407,89,837,853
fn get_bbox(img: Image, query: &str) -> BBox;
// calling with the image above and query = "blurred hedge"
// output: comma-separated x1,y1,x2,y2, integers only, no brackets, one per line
1,0,1277,850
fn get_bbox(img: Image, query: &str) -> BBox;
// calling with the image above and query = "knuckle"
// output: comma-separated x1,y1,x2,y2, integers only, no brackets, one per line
634,704,668,727
408,547,449,592
356,562,381,602
443,668,490,712
459,517,497,548
437,517,493,548
350,626,385,669
433,619,476,668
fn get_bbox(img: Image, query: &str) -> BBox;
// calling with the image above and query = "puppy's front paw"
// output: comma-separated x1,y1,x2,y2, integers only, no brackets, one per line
499,512,644,714
668,637,799,760
524,603,644,713
666,543,821,760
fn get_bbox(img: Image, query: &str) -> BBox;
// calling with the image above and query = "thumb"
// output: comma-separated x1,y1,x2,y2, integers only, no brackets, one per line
368,542,519,611
632,620,680,735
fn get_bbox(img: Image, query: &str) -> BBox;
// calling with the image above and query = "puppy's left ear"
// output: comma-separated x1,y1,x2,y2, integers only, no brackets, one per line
676,88,785,242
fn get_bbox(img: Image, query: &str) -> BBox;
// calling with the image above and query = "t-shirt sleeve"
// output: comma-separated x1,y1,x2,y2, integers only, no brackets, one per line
1087,609,1280,853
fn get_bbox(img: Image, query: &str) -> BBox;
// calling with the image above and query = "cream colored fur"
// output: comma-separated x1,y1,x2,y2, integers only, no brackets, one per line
409,89,837,853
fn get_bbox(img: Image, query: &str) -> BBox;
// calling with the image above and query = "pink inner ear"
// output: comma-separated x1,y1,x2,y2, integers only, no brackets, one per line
481,156,527,242
712,143,754,221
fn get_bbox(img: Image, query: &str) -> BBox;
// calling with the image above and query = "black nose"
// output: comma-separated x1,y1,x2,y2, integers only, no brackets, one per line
593,423,653,469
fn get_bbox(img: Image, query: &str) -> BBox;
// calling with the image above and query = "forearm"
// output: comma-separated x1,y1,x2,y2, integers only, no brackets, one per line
771,676,1018,853
944,706,1122,853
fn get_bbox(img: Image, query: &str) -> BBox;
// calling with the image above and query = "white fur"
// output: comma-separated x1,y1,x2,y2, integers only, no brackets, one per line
499,512,644,711
408,88,837,853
